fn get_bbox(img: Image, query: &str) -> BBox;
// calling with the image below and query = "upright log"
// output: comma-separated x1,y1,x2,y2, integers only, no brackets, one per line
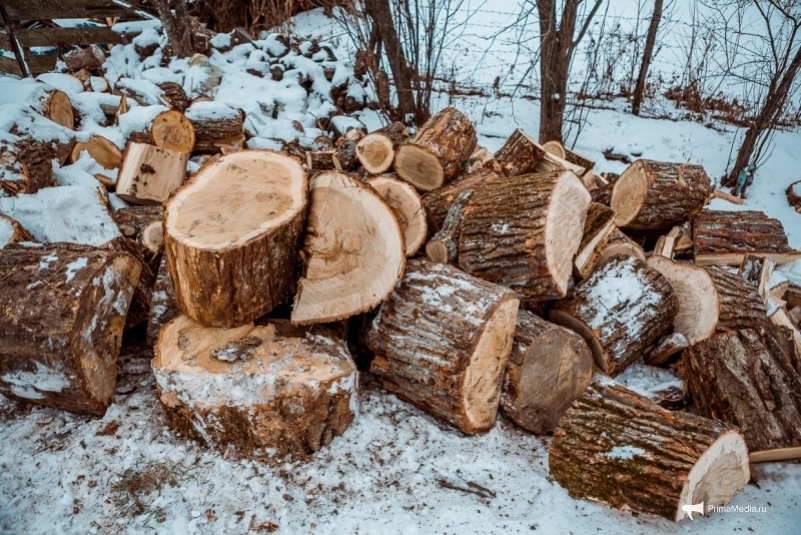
693,210,795,266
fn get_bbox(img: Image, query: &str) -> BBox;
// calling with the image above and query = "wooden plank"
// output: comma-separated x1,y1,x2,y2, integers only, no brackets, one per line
0,53,21,75
750,446,801,463
695,251,801,267
5,0,133,21
26,53,58,74
15,27,132,47
0,0,30,77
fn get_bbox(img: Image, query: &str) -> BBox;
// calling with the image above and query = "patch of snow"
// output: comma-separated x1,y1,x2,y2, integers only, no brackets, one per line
210,33,232,50
185,101,241,121
0,216,14,247
36,73,84,95
605,445,647,460
1,362,70,400
614,363,684,402
64,257,88,283
776,259,801,286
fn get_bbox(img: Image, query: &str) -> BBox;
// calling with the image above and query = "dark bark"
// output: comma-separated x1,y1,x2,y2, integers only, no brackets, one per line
153,0,194,58
631,0,664,115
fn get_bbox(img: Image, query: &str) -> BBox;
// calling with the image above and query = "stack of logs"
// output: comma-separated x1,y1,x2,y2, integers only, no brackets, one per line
2,104,801,522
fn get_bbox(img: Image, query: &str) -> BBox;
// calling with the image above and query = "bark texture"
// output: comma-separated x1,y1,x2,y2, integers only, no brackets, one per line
421,167,502,231
147,254,180,346
493,128,545,177
631,0,664,115
693,210,791,263
425,190,472,265
706,266,768,331
186,104,246,153
574,202,616,279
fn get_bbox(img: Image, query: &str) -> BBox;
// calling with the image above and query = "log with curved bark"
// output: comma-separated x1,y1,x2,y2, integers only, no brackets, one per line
550,255,678,377
367,175,427,257
500,310,593,434
594,226,646,268
0,214,33,247
366,259,519,434
165,150,307,328
550,381,750,522
356,122,408,174
153,315,357,461
185,101,246,154
113,206,164,240
128,109,196,153
493,128,545,177
291,171,405,325
421,167,501,231
70,135,122,170
693,210,794,266
705,266,767,331
1,138,73,195
332,127,364,172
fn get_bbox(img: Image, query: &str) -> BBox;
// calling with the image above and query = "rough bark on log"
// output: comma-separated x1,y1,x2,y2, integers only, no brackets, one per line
158,82,190,113
366,259,519,434
128,109,196,154
147,254,180,346
153,315,357,460
466,146,500,174
706,266,767,331
113,205,164,240
306,150,337,171
70,135,122,170
291,171,405,325
564,147,595,174
0,214,33,247
493,128,545,177
684,326,801,453
0,146,30,196
116,142,189,205
788,285,801,309
549,381,749,522
2,138,72,195
185,101,246,154
693,210,794,266
550,255,678,376
165,150,307,327
63,45,106,72
0,244,140,415
645,332,689,366
458,171,591,301
421,167,501,232
104,236,156,330
611,160,711,230
500,310,592,434
367,175,427,257
574,202,616,279
355,122,408,174
332,127,364,172
425,190,472,265
594,227,646,268
394,107,477,191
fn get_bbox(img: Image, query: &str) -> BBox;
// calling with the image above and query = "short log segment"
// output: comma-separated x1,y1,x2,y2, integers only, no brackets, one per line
594,227,646,268
70,136,122,170
332,128,364,172
116,142,189,205
611,160,712,230
185,101,246,154
366,259,520,434
367,175,427,257
458,171,591,301
500,310,593,434
0,244,141,416
153,315,357,460
574,202,616,279
705,266,767,331
493,128,545,177
128,109,196,154
394,107,477,191
550,256,678,377
684,326,801,453
550,381,750,522
355,122,408,174
421,167,501,231
693,210,793,266
291,172,405,325
0,214,33,247
425,190,472,265
165,150,307,328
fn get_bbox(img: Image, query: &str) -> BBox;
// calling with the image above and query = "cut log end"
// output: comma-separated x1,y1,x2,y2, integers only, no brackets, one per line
151,110,196,153
611,162,649,227
425,240,450,264
394,144,444,192
356,133,395,174
367,176,427,257
140,221,163,256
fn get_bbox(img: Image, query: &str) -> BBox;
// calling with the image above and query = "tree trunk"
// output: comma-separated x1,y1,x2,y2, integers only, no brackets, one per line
549,381,750,522
0,214,33,247
116,142,189,205
693,210,793,266
631,0,664,115
165,151,307,327
425,190,473,265
493,128,546,177
500,310,592,434
367,175,427,257
185,101,246,154
421,167,502,231
356,122,408,174
153,315,357,461
366,258,519,435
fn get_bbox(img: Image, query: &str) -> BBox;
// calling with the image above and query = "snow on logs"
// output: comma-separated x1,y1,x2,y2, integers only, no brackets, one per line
0,245,141,415
185,101,246,154
550,255,678,377
0,214,33,247
164,150,307,327
366,259,519,435
153,315,357,460
125,107,196,154
366,175,427,257
291,171,405,325
549,381,750,521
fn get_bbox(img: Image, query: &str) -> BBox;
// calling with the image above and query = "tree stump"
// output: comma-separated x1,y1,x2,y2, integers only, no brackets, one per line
367,175,427,257
0,244,141,415
356,121,408,174
611,160,711,230
185,101,246,153
550,381,750,522
458,171,591,301
421,167,501,231
165,150,307,328
0,214,33,247
128,109,196,153
116,142,189,205
705,266,767,330
574,202,616,279
394,107,477,191
493,128,545,177
500,310,593,434
550,255,678,377
693,210,794,266
366,259,519,434
291,171,405,325
153,315,357,461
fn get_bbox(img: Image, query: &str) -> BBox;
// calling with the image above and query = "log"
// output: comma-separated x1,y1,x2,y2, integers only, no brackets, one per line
147,254,180,346
355,121,408,174
153,315,357,460
594,227,646,268
644,332,689,366
693,210,793,266
89,76,109,93
458,171,591,302
367,175,427,257
549,381,749,522
366,259,519,434
128,109,196,154
291,171,405,325
138,220,163,257
185,101,246,154
499,310,593,434
788,285,801,309
541,140,566,159
0,244,141,416
165,150,307,327
394,107,477,191
615,362,689,409
705,266,767,330
1,137,72,195
332,127,364,172
305,150,337,171
465,146,500,174
114,78,166,106
0,145,30,196
0,214,33,247
550,255,678,377
113,205,163,240
493,128,545,177
70,135,122,170
564,147,595,175
611,160,711,230
684,326,801,454
573,202,616,279
425,190,472,265
738,253,775,304
421,167,501,231
63,45,106,72
40,89,74,130
652,226,681,258
116,142,189,205
787,180,801,211
157,82,190,113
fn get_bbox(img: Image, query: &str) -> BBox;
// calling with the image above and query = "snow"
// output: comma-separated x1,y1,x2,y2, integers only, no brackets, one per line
605,445,647,460
36,73,84,95
777,259,801,286
615,363,684,402
0,216,13,246
64,257,88,283
1,362,70,400
185,101,241,121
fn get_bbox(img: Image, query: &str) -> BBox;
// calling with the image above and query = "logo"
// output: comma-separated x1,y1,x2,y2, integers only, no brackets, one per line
682,501,704,520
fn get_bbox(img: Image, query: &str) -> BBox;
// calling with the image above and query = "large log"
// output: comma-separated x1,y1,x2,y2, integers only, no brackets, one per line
185,101,246,154
0,214,33,247
153,315,357,460
116,142,189,205
291,171,405,325
492,128,545,177
366,259,519,434
684,326,801,456
355,121,408,174
127,109,196,154
394,107,477,191
0,244,140,416
705,266,767,330
693,210,796,266
550,255,678,377
500,310,593,434
165,150,307,328
367,175,427,257
611,160,711,230
549,381,749,522
421,167,501,231
458,171,591,302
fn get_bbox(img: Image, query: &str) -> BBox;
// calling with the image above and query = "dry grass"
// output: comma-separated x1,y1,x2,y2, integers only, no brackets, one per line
110,461,179,519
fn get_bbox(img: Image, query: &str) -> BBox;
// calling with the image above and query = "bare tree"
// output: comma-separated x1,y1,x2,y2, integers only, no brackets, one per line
631,0,665,115
152,0,195,58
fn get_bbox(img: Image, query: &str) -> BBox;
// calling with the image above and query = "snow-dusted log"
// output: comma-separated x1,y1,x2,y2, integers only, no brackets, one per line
0,244,140,415
147,255,180,346
550,256,678,377
70,135,122,170
394,107,477,191
611,160,711,230
356,122,408,174
421,167,501,231
291,171,405,325
644,332,690,366
1,137,73,195
165,150,307,327
128,109,196,153
458,171,591,302
425,190,472,265
500,310,593,434
684,326,801,455
367,175,427,257
153,315,357,460
493,128,545,177
693,210,797,266
549,381,750,522
0,214,33,247
186,101,246,154
594,227,646,268
574,202,616,279
158,82,190,112
366,259,519,434
705,266,767,331
116,142,189,205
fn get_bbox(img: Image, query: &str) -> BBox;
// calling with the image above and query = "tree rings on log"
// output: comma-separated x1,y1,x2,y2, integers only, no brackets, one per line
594,227,646,268
165,150,307,327
153,315,357,460
367,175,427,257
129,109,196,154
356,122,408,174
42,89,74,130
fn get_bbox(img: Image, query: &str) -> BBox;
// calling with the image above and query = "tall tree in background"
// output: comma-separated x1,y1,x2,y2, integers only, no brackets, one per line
153,0,194,57
631,0,665,115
